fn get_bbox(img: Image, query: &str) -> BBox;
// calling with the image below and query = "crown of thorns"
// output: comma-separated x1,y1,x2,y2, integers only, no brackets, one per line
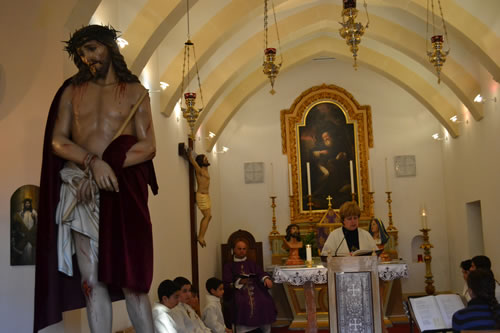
64,25,120,58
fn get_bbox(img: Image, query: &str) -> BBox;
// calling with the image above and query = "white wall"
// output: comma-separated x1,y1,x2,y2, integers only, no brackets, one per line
218,59,451,293
442,67,500,293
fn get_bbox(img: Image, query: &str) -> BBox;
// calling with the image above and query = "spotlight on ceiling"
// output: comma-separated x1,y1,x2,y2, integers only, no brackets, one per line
160,82,169,90
432,133,443,140
117,38,129,49
474,94,497,103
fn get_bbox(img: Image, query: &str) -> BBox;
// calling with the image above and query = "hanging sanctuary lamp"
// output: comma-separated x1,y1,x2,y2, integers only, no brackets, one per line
426,0,450,84
262,0,283,95
181,0,204,138
339,0,370,70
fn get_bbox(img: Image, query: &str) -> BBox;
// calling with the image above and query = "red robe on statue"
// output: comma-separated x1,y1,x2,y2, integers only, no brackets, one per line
33,80,158,332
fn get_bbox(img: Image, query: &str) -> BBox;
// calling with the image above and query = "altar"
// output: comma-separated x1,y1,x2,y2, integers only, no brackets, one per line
273,261,408,331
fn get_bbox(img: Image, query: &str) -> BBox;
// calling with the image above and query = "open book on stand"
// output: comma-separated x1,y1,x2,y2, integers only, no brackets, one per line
408,294,465,331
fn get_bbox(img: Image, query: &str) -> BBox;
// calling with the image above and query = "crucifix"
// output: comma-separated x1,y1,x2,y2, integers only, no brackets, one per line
178,139,200,291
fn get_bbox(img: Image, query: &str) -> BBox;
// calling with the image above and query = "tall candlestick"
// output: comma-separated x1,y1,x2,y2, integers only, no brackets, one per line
421,207,428,229
385,157,391,192
349,160,355,194
288,163,293,196
306,162,311,196
306,244,312,262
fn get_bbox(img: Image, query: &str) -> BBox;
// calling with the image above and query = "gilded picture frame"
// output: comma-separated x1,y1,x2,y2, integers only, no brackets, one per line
281,84,373,223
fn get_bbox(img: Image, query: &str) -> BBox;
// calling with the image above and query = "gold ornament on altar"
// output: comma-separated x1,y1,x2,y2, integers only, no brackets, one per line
426,0,450,84
181,0,204,138
339,0,370,70
262,0,282,95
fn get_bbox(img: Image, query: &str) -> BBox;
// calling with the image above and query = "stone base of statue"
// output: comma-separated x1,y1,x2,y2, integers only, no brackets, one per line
284,239,304,265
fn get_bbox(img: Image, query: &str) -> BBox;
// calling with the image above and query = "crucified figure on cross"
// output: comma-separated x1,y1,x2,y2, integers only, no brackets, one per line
186,148,212,247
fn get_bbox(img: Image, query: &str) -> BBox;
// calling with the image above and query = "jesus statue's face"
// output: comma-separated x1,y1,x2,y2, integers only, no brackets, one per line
78,40,111,79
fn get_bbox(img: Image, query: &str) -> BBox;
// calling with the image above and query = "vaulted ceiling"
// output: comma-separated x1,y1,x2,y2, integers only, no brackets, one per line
71,0,500,149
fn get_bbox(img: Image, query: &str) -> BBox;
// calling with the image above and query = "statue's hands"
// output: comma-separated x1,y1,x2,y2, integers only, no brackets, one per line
263,277,273,288
91,159,119,192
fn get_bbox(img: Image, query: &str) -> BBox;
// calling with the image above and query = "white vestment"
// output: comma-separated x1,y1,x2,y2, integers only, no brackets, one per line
55,162,99,276
202,294,226,333
321,227,377,256
171,302,211,333
152,302,179,333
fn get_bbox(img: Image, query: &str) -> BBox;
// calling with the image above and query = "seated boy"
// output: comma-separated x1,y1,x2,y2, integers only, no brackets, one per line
152,279,181,333
171,276,211,333
202,278,232,333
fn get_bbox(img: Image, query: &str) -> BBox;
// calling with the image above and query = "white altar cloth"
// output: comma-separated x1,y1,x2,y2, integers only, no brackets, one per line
273,262,408,286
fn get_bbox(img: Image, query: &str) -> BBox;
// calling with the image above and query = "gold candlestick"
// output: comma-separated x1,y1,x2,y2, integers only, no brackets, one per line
307,194,313,221
385,191,395,231
269,196,279,236
351,192,356,202
420,228,435,295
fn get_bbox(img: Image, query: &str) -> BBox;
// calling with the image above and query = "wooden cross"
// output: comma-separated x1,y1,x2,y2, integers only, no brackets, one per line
178,139,199,291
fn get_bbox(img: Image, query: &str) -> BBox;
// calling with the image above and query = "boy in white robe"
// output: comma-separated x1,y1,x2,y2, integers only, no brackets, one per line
171,276,211,333
152,279,180,333
202,278,232,333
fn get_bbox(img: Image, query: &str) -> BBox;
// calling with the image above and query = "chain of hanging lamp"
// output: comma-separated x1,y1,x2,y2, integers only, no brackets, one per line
181,0,204,138
262,0,283,95
426,0,450,84
339,0,370,70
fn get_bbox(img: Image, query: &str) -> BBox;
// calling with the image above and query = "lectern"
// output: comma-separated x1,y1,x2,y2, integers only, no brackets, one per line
327,256,382,333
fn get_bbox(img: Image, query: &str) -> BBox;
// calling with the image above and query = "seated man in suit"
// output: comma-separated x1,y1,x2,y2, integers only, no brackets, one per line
223,239,277,333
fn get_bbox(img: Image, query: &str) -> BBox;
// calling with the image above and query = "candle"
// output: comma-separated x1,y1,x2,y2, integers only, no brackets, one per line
421,207,428,229
306,162,312,196
349,160,355,194
369,166,374,192
385,157,391,192
288,163,293,196
270,163,275,196
306,244,312,262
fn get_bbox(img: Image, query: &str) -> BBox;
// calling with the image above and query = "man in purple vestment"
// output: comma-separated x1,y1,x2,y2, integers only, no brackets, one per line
223,239,277,333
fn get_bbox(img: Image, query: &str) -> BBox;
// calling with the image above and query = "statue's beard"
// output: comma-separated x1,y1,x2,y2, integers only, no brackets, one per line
89,60,110,79
201,161,210,167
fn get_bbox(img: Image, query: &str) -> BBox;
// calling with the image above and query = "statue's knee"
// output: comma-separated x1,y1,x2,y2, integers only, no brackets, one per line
81,280,94,299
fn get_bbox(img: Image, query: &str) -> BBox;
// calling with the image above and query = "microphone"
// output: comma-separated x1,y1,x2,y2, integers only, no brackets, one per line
334,236,345,257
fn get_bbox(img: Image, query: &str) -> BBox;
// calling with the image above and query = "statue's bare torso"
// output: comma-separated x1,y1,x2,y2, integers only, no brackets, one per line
63,82,145,157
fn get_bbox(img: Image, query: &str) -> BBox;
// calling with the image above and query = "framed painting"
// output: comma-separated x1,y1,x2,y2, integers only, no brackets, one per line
281,84,373,222
11,184,40,265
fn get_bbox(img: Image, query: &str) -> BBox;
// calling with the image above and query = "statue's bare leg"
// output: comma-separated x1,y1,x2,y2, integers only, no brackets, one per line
197,207,212,248
123,288,154,333
73,231,112,333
